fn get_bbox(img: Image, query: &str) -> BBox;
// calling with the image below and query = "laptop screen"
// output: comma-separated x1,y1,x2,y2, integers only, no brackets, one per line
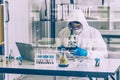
16,42,34,62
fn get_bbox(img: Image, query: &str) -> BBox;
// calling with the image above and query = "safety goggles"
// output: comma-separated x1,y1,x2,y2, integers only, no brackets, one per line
68,21,82,30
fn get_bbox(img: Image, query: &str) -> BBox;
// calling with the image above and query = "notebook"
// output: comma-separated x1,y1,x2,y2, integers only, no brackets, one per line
16,42,34,62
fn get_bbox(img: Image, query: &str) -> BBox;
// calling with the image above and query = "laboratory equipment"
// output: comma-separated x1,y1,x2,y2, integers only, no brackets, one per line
16,56,22,65
57,23,78,62
58,48,69,67
67,27,77,48
95,58,100,67
8,49,14,60
5,56,9,64
57,28,77,56
57,27,79,62
0,55,3,62
34,48,56,67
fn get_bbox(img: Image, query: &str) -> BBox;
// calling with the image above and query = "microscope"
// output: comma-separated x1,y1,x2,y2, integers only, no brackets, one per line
67,28,77,47
65,27,77,53
57,26,78,54
57,27,77,51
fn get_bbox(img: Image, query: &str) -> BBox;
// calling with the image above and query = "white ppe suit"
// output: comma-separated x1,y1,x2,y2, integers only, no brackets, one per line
56,9,108,59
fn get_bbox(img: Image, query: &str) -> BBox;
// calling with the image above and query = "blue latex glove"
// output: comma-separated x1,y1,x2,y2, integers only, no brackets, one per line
72,47,87,56
57,45,66,50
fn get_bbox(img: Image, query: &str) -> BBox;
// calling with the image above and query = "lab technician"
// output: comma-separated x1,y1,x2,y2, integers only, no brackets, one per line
56,9,108,59
56,9,108,80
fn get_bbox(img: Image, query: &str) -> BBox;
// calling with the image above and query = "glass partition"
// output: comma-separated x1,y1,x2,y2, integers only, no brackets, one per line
29,0,56,46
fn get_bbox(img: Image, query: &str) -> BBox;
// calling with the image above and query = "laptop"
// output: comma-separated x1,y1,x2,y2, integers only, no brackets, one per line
16,42,35,62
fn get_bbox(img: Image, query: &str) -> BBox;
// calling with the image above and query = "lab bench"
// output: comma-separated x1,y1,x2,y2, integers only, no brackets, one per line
0,59,120,80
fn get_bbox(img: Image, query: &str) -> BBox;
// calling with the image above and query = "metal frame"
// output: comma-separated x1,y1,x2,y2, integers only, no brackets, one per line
0,65,119,80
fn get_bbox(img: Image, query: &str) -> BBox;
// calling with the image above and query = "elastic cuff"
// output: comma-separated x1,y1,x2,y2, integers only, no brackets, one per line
87,50,92,58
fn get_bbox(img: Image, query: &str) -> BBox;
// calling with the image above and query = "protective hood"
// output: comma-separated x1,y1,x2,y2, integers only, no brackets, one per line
67,9,89,30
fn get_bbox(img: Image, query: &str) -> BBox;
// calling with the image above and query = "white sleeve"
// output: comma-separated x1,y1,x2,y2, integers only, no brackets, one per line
87,30,108,59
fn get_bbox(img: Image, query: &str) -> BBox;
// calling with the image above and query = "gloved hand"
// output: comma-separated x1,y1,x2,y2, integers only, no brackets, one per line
57,45,66,50
72,47,87,56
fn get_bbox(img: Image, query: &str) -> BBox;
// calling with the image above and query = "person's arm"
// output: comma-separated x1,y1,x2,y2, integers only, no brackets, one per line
72,29,108,59
87,30,108,58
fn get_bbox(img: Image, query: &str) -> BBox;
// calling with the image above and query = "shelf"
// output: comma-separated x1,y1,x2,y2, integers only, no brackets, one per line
109,19,120,22
87,18,109,22
100,30,120,35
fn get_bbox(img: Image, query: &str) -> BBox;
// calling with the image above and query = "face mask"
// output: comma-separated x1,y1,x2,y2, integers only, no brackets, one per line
74,29,82,35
